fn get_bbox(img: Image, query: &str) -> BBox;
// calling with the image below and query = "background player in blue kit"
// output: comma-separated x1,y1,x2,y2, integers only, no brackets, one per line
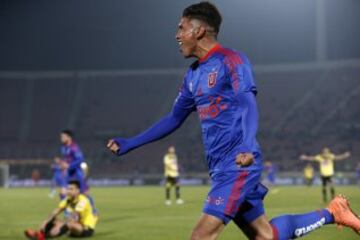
60,130,97,215
49,157,67,199
107,2,360,239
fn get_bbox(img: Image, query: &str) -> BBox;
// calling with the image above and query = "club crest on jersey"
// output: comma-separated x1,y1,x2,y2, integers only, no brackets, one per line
208,72,217,88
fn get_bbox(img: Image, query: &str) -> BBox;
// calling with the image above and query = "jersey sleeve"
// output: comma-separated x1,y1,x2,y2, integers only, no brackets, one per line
174,70,196,111
314,155,322,162
68,145,84,171
58,198,68,209
224,54,257,95
75,199,87,212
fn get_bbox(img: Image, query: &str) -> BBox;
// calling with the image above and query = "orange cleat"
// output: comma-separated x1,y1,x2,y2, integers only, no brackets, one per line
326,194,360,235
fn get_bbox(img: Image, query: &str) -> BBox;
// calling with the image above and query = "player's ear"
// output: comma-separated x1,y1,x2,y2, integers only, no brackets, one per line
195,25,206,39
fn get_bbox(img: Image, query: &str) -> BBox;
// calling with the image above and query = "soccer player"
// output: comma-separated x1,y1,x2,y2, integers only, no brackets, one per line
300,147,351,202
164,146,183,205
59,130,97,214
107,2,360,239
264,161,277,185
48,157,67,199
24,180,97,239
303,163,314,187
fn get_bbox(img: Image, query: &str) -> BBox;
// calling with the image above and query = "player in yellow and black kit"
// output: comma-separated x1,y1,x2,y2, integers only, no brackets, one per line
164,146,183,205
24,180,98,239
303,163,314,187
300,147,351,202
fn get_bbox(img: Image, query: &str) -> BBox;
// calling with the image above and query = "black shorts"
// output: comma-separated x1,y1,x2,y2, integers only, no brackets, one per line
165,176,179,186
321,176,333,187
69,228,94,238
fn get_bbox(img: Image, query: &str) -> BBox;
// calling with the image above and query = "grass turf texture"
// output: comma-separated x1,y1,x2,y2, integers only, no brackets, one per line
0,186,359,240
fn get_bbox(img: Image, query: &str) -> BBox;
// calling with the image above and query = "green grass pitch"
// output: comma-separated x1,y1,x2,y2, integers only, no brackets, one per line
0,186,359,239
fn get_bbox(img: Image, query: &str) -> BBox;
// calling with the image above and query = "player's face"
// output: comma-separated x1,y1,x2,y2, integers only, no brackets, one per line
175,17,199,58
323,148,330,155
67,184,80,199
168,146,175,154
60,133,71,145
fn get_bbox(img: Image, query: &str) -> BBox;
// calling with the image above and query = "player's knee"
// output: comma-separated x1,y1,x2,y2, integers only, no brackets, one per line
190,228,217,240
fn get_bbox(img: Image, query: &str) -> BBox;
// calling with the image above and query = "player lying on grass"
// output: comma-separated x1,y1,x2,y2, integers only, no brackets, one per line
24,181,98,240
107,2,360,240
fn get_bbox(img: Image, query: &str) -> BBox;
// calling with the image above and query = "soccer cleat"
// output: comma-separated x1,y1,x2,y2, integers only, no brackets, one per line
326,194,360,235
24,229,37,240
24,229,46,240
176,199,184,205
165,200,172,205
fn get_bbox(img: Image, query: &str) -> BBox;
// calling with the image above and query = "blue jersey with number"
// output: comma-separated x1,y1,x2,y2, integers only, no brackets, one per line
175,44,262,176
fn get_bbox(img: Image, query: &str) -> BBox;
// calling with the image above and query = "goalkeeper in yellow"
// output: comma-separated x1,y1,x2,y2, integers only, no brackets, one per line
164,146,183,205
24,180,98,239
300,147,351,202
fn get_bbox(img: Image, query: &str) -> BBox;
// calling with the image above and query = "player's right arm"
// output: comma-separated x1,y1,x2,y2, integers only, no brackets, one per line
107,74,195,156
300,154,317,161
40,207,64,230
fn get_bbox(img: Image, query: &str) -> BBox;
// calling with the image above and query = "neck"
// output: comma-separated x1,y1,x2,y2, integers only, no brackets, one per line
194,38,219,59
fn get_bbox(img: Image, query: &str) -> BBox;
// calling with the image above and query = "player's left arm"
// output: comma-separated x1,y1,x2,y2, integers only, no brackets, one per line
235,91,259,166
67,147,84,171
334,151,351,161
228,61,259,167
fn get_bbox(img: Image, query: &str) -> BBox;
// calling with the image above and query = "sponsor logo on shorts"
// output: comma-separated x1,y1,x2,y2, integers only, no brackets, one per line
206,196,225,206
294,217,326,237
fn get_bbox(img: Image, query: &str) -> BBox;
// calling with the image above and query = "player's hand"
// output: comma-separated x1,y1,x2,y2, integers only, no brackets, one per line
107,139,120,155
235,153,254,167
299,155,307,160
344,151,351,157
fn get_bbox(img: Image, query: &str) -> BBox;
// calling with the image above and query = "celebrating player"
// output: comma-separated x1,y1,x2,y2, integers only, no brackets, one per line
300,147,351,202
107,2,360,239
164,146,183,205
59,130,97,214
24,181,98,239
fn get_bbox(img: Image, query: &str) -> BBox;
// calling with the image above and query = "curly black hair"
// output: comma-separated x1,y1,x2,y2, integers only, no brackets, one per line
182,1,222,35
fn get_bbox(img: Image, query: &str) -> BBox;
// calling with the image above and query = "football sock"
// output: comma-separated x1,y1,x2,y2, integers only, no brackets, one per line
270,209,334,240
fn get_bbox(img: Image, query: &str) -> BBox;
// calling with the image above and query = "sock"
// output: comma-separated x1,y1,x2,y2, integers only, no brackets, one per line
270,209,334,240
44,217,55,235
175,186,181,199
322,187,327,202
166,187,170,200
86,195,98,215
330,187,335,199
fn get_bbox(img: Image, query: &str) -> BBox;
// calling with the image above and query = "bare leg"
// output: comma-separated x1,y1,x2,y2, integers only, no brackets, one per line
190,214,225,240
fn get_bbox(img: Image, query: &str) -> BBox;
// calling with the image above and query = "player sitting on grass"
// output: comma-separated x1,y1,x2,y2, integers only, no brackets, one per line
24,180,97,240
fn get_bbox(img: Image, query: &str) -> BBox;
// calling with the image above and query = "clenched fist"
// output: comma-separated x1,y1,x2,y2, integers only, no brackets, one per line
107,139,120,154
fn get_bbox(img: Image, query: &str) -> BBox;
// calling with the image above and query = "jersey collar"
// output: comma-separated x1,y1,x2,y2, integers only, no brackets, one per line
198,43,222,64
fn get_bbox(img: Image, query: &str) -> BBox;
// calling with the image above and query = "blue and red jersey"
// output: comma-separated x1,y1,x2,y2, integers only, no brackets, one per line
175,44,262,175
60,141,84,176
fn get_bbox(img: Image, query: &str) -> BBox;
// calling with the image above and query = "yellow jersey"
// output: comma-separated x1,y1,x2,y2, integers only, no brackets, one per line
164,153,179,177
304,166,314,179
315,154,335,177
59,194,97,229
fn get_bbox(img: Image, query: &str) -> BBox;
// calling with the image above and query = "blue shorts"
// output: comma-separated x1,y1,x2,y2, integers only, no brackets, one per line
203,170,268,225
67,169,89,193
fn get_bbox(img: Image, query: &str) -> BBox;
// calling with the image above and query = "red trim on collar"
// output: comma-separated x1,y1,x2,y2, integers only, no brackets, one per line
199,43,222,63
